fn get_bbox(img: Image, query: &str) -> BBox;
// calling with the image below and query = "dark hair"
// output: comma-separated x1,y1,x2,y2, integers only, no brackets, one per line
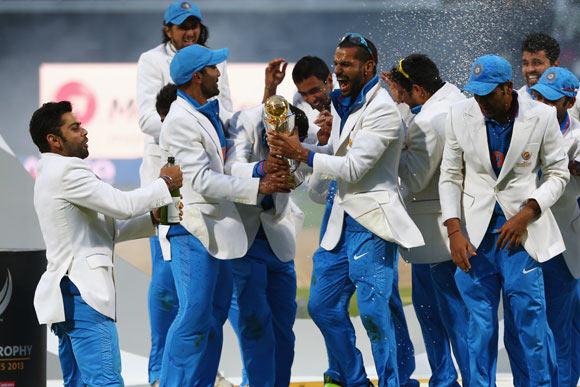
156,83,178,116
29,101,72,153
162,17,208,46
292,56,331,85
337,35,378,65
521,33,560,64
390,53,445,95
289,104,309,142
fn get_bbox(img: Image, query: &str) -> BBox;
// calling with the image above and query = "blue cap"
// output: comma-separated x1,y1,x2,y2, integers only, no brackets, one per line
170,44,228,85
530,67,579,101
164,1,203,25
464,55,512,96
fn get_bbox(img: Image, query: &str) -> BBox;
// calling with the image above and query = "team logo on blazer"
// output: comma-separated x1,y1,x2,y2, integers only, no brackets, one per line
521,151,531,160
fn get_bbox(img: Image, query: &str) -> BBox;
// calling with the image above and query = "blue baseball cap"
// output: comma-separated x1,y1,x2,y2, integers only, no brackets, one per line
530,67,579,101
164,1,203,25
464,55,513,96
170,44,228,85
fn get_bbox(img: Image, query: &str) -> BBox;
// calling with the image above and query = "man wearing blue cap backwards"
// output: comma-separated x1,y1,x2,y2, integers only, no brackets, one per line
135,2,233,385
502,67,580,387
268,33,425,386
158,44,292,386
439,54,569,386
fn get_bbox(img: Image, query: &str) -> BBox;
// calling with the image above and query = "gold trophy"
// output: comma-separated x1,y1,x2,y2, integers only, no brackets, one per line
263,95,304,188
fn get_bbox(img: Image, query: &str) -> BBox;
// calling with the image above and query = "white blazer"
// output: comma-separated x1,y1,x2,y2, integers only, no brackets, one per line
549,116,580,277
136,42,232,186
159,96,260,259
225,105,304,262
399,82,466,264
33,153,172,325
439,97,570,262
312,82,424,250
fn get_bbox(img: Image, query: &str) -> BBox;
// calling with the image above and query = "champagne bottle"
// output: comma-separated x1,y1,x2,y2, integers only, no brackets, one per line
160,156,181,225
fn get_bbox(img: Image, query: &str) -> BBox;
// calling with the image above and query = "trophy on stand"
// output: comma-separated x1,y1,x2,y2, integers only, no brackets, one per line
263,95,304,188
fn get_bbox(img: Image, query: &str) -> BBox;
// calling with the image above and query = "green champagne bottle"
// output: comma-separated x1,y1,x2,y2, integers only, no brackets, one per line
160,156,181,225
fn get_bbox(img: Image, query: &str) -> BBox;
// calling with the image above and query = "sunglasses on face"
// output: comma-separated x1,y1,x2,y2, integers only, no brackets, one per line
338,32,373,58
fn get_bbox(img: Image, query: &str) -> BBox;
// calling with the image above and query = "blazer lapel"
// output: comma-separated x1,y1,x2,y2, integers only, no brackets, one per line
496,108,536,184
179,97,224,163
335,83,380,154
465,101,497,181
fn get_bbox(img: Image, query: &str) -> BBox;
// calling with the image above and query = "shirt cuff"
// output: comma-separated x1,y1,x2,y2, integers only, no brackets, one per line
307,151,315,168
252,160,266,178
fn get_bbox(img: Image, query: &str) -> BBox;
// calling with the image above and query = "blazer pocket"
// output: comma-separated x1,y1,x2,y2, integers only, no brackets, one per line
86,253,114,269
462,192,475,209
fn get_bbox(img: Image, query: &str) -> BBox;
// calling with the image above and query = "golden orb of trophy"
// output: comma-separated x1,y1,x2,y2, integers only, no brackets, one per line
264,95,291,133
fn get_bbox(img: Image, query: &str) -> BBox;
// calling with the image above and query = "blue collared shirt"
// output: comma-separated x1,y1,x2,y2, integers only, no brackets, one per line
177,90,227,159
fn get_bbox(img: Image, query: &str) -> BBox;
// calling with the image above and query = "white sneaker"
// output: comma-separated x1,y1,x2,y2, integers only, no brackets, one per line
215,371,234,387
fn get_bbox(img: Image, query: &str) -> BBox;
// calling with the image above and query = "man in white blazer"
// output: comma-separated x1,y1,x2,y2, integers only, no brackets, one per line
268,34,424,386
439,55,569,386
388,53,470,385
158,44,291,386
135,3,233,383
224,102,305,387
29,101,182,386
503,67,580,387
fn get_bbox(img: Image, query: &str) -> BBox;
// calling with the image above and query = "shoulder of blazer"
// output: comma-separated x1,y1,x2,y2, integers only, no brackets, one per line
138,43,168,65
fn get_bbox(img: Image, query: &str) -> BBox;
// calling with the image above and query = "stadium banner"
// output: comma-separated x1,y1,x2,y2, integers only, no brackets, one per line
39,62,297,160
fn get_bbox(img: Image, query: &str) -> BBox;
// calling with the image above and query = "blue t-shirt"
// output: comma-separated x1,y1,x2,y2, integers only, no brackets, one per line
485,93,519,231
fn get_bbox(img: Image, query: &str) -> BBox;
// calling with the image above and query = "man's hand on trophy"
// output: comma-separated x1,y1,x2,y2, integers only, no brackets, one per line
259,171,293,194
264,154,291,175
267,130,309,163
314,110,333,145
263,58,288,102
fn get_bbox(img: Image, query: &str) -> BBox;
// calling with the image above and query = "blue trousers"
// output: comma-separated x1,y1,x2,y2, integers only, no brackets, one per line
503,254,576,387
308,215,416,387
455,231,556,387
228,235,297,387
147,235,178,384
412,262,470,386
53,277,124,387
572,282,580,386
160,229,233,387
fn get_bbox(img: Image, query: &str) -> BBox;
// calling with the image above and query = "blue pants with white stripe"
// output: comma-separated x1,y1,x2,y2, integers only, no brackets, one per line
228,235,297,387
308,214,417,386
455,230,556,387
503,254,576,387
412,262,470,386
147,235,178,385
160,228,233,386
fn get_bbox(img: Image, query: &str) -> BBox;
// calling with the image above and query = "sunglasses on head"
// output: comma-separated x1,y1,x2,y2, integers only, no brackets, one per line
339,32,373,58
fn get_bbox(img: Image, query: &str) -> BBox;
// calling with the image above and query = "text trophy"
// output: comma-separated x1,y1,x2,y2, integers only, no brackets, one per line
263,95,304,188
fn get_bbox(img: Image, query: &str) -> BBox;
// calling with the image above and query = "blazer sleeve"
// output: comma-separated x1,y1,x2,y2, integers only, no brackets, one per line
115,213,156,243
137,52,164,142
312,100,400,183
438,109,465,223
166,115,260,205
399,113,445,193
217,61,233,113
224,110,259,178
61,159,172,220
529,111,570,213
